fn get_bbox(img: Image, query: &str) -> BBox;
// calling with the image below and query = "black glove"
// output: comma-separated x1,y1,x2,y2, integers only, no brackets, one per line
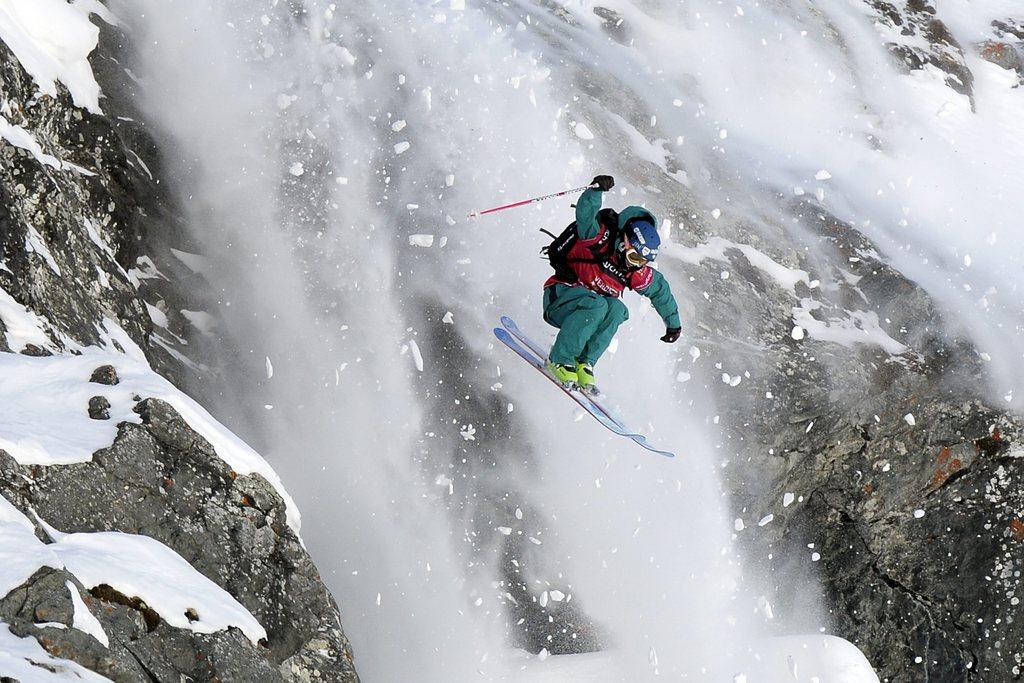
591,175,615,191
661,327,681,343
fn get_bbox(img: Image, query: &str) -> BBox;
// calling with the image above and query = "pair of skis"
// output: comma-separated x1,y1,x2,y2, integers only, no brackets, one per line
494,316,675,458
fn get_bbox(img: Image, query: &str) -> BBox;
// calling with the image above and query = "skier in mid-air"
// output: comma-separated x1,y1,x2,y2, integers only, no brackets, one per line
541,174,681,393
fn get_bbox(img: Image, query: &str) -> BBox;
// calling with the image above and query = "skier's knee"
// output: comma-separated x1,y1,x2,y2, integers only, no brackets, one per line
607,298,629,322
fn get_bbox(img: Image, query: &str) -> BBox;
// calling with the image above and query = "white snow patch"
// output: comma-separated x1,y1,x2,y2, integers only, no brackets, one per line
394,141,410,154
792,299,907,355
0,115,94,174
169,248,208,273
409,234,434,247
665,237,810,295
0,351,301,531
607,112,689,186
65,580,109,648
0,0,115,113
0,285,52,351
0,621,109,682
2,498,265,646
53,530,266,643
572,122,594,140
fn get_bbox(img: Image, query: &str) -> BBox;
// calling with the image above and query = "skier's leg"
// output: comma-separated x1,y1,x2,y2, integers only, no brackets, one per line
546,288,610,366
580,297,629,366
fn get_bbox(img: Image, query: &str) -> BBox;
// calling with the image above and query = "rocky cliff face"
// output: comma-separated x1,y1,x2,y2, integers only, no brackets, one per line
675,5,1024,680
0,10,357,683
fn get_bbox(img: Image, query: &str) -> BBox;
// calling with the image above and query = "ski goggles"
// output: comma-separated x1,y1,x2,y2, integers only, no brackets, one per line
624,246,649,267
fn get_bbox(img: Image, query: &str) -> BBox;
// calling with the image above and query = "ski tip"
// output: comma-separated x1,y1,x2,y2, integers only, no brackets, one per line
632,435,675,458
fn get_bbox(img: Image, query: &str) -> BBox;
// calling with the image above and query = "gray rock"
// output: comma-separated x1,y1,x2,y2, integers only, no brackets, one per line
90,365,120,386
976,40,1024,77
88,396,111,420
0,398,357,681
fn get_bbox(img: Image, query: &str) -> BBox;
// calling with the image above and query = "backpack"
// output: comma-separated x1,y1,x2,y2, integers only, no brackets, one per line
540,208,619,284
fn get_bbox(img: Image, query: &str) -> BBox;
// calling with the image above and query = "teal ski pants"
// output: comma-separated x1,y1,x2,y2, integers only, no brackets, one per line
543,284,629,367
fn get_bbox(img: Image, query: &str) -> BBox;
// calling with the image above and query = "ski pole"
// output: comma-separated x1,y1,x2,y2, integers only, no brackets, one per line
468,184,595,218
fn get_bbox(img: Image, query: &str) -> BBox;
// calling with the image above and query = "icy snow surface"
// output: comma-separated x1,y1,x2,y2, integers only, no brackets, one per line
0,621,110,682
0,0,115,113
0,350,300,531
0,495,266,646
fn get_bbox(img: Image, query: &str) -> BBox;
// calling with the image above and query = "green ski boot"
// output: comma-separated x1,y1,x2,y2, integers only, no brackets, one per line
575,363,598,395
546,361,578,387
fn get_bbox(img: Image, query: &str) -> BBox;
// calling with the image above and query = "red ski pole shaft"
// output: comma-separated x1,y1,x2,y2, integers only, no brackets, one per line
468,184,595,218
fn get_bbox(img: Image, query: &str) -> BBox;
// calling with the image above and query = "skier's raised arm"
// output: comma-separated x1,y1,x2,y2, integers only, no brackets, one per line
575,175,615,239
635,269,682,343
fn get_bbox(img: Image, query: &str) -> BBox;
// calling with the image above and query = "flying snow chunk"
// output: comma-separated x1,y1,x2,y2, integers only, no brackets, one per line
719,129,728,140
573,122,595,140
445,174,455,187
459,424,476,441
814,169,832,180
689,346,701,363
734,518,745,531
394,141,411,154
904,413,916,426
791,325,805,340
783,492,795,507
675,371,691,383
288,162,304,177
442,311,454,324
335,176,348,185
391,119,406,132
409,339,424,372
451,0,466,9
497,526,512,535
914,509,925,519
265,356,273,379
711,208,721,219
758,514,774,527
408,234,434,247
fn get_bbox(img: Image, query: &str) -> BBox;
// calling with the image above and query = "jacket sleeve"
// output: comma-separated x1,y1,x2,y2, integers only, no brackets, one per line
636,269,681,329
575,188,604,239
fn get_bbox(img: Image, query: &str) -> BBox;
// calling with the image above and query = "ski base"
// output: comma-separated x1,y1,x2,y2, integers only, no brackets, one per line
494,317,675,458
